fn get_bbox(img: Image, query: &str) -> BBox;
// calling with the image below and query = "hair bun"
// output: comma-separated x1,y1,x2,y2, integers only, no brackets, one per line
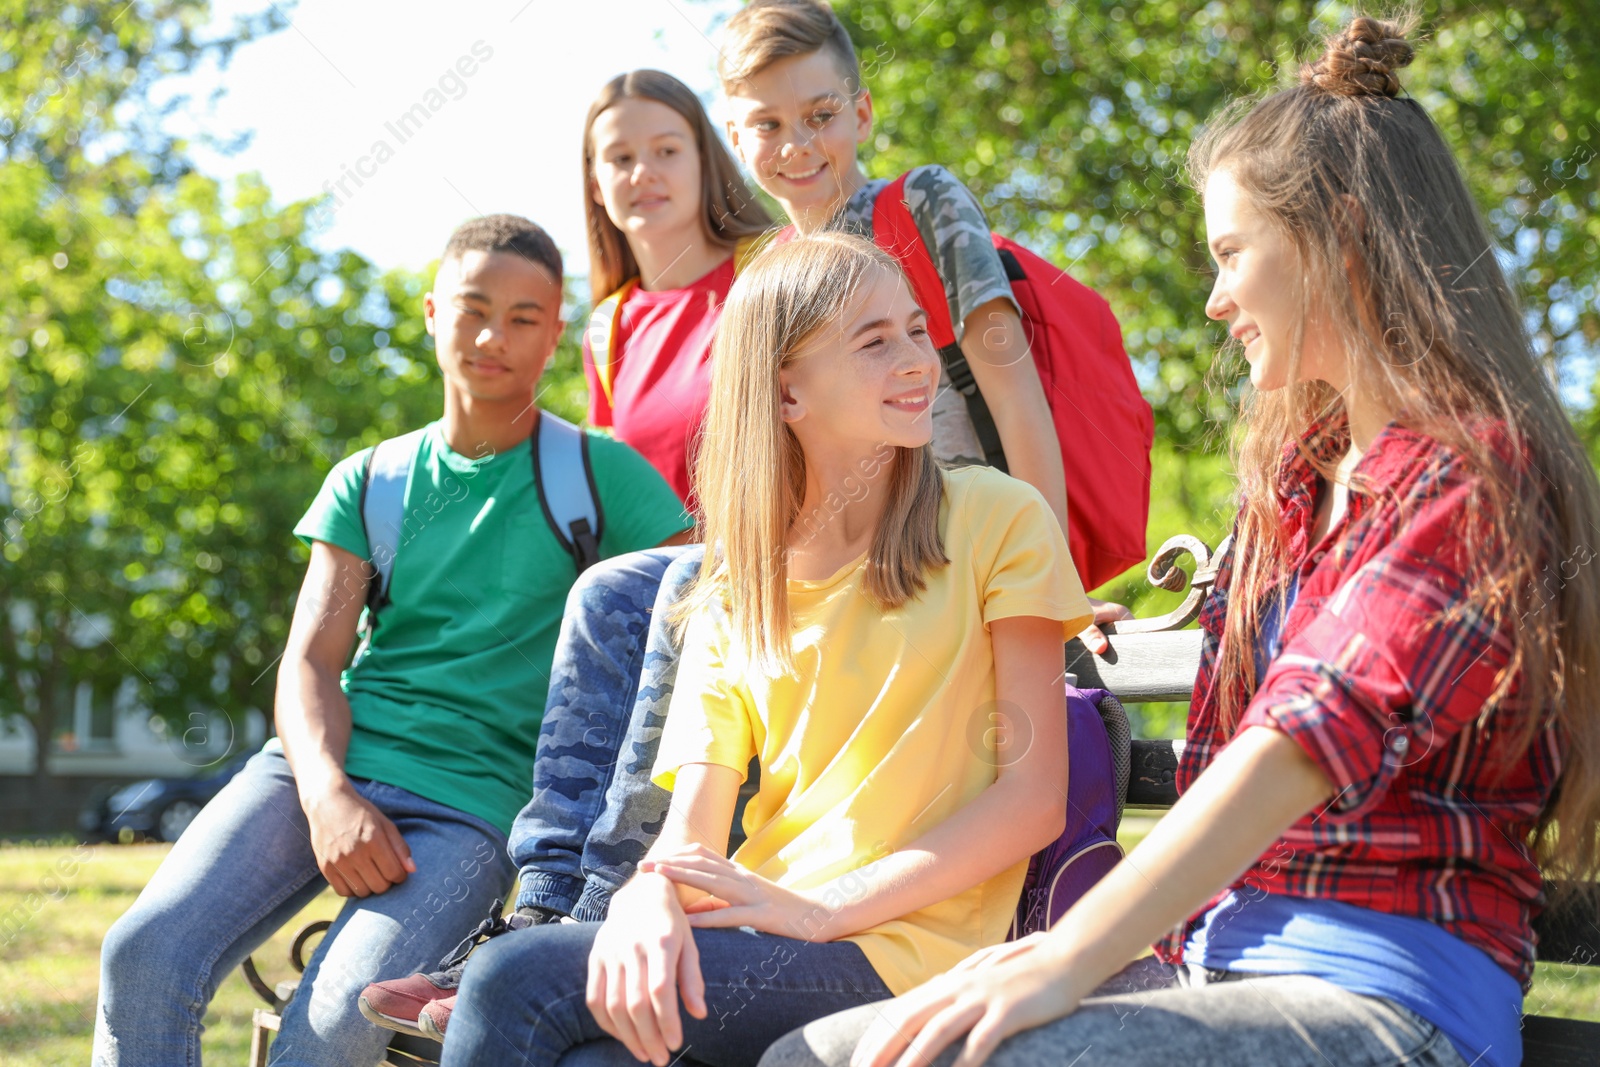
1301,14,1416,98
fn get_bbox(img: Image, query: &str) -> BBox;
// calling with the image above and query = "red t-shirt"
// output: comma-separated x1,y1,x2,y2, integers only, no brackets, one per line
583,256,736,507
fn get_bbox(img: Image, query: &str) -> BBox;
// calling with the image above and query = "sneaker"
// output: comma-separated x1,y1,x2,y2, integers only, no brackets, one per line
358,900,560,1036
416,994,454,1041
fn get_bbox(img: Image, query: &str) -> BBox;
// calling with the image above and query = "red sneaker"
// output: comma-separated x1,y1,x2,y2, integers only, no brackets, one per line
358,971,453,1037
357,901,558,1037
417,994,455,1042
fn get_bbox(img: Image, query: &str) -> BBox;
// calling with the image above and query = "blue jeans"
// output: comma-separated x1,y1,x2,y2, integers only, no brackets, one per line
93,746,514,1067
509,545,704,922
440,921,892,1067
760,957,1471,1067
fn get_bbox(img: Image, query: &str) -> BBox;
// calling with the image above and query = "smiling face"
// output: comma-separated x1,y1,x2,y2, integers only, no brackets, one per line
589,97,705,246
725,50,871,230
1204,168,1344,392
424,249,564,408
779,265,939,452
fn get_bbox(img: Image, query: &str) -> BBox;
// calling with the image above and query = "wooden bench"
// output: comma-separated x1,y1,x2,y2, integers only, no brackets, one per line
243,533,1600,1064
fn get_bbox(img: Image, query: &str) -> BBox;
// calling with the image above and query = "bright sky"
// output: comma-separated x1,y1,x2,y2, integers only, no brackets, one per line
165,0,744,278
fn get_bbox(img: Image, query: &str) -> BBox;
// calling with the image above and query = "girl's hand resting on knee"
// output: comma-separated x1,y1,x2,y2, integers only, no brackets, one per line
850,946,1082,1067
640,843,834,940
587,871,708,1065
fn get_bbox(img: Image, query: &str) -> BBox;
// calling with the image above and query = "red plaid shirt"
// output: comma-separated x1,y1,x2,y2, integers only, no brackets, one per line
1155,414,1562,988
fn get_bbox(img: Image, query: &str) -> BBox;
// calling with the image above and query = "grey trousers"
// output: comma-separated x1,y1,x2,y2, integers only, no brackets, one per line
759,957,1471,1067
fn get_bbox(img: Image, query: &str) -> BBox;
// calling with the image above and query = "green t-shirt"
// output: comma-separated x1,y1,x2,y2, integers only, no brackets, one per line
292,417,692,834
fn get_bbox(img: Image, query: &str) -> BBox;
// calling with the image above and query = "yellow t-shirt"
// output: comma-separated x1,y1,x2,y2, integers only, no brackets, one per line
652,466,1094,995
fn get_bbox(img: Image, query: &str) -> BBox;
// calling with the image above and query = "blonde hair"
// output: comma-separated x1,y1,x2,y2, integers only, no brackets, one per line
676,232,947,674
1191,13,1600,878
717,0,861,94
582,69,772,302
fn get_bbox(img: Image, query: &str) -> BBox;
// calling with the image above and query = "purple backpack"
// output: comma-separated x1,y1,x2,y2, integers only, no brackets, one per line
1008,684,1131,939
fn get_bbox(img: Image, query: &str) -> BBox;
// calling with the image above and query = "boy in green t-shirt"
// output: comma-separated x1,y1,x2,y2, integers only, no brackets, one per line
94,215,692,1066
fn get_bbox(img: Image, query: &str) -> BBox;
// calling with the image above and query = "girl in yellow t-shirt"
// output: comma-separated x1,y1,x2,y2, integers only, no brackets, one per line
441,233,1094,1067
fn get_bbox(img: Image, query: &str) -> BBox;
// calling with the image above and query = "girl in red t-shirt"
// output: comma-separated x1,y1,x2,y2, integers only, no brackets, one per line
581,69,772,506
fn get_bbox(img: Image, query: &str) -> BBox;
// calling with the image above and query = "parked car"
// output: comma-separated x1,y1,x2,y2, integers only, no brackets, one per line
80,752,254,843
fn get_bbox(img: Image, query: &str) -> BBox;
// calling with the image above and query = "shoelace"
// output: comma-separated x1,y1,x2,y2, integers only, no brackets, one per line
437,898,512,971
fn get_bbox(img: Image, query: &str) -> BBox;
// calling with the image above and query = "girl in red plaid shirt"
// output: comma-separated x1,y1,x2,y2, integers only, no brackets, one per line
766,13,1600,1067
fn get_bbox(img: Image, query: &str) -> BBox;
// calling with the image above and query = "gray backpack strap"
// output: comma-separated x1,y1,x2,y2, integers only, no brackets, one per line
532,413,603,573
358,428,426,612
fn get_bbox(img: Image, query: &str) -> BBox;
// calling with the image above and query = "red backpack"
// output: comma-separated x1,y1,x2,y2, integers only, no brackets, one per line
872,173,1153,591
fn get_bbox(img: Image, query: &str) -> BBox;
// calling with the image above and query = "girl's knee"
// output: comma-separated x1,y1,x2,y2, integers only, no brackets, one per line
459,923,597,1012
758,1028,833,1067
758,1006,878,1067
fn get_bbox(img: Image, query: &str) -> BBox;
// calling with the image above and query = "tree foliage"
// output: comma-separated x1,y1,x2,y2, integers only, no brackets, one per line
0,2,454,796
6,0,1600,792
838,0,1600,449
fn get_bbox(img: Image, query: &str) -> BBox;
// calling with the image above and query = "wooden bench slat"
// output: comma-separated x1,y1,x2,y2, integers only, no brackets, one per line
1520,1014,1600,1065
1066,631,1204,703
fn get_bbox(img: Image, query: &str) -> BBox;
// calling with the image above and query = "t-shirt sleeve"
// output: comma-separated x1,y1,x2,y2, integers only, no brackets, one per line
587,432,693,554
582,331,614,429
1237,472,1511,821
292,448,373,559
966,471,1093,639
901,164,1021,336
652,607,757,789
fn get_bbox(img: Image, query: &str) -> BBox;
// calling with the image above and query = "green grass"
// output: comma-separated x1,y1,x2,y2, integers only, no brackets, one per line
0,841,344,1066
3,838,1595,1065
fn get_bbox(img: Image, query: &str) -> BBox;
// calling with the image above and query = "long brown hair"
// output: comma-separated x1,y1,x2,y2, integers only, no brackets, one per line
675,232,948,675
581,69,772,303
1190,13,1600,878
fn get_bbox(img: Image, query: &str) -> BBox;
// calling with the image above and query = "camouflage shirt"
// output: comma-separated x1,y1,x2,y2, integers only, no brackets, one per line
834,164,1019,468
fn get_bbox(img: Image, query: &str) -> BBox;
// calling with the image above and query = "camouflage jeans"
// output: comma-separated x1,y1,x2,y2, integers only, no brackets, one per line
507,544,705,922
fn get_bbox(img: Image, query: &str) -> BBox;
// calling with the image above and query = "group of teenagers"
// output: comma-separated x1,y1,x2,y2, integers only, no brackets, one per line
92,3,1600,1066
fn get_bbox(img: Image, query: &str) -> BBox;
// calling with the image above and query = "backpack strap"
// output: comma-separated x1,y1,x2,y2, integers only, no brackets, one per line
584,278,639,410
358,428,427,613
533,411,603,574
871,174,1010,474
731,231,776,276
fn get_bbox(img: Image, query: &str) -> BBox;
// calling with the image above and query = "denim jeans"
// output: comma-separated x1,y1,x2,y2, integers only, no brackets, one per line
439,921,892,1067
509,545,705,922
759,956,1471,1067
93,745,514,1067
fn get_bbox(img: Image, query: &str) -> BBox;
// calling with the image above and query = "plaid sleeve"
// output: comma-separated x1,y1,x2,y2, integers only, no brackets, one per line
1238,473,1511,820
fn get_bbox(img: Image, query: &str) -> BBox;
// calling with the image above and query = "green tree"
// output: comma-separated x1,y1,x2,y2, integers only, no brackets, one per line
837,0,1600,452
0,1,471,824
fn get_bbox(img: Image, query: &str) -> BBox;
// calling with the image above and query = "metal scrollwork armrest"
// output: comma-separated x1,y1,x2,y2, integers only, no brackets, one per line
1098,533,1228,635
241,919,333,1010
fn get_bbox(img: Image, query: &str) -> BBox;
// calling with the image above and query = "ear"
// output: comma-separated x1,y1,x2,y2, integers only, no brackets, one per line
725,118,744,162
535,320,565,381
590,175,606,208
423,291,438,337
853,88,874,146
778,369,806,424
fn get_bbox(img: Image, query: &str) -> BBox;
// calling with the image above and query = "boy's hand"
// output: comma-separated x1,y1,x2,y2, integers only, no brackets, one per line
1076,597,1134,656
588,871,707,1065
641,843,832,940
302,782,415,897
